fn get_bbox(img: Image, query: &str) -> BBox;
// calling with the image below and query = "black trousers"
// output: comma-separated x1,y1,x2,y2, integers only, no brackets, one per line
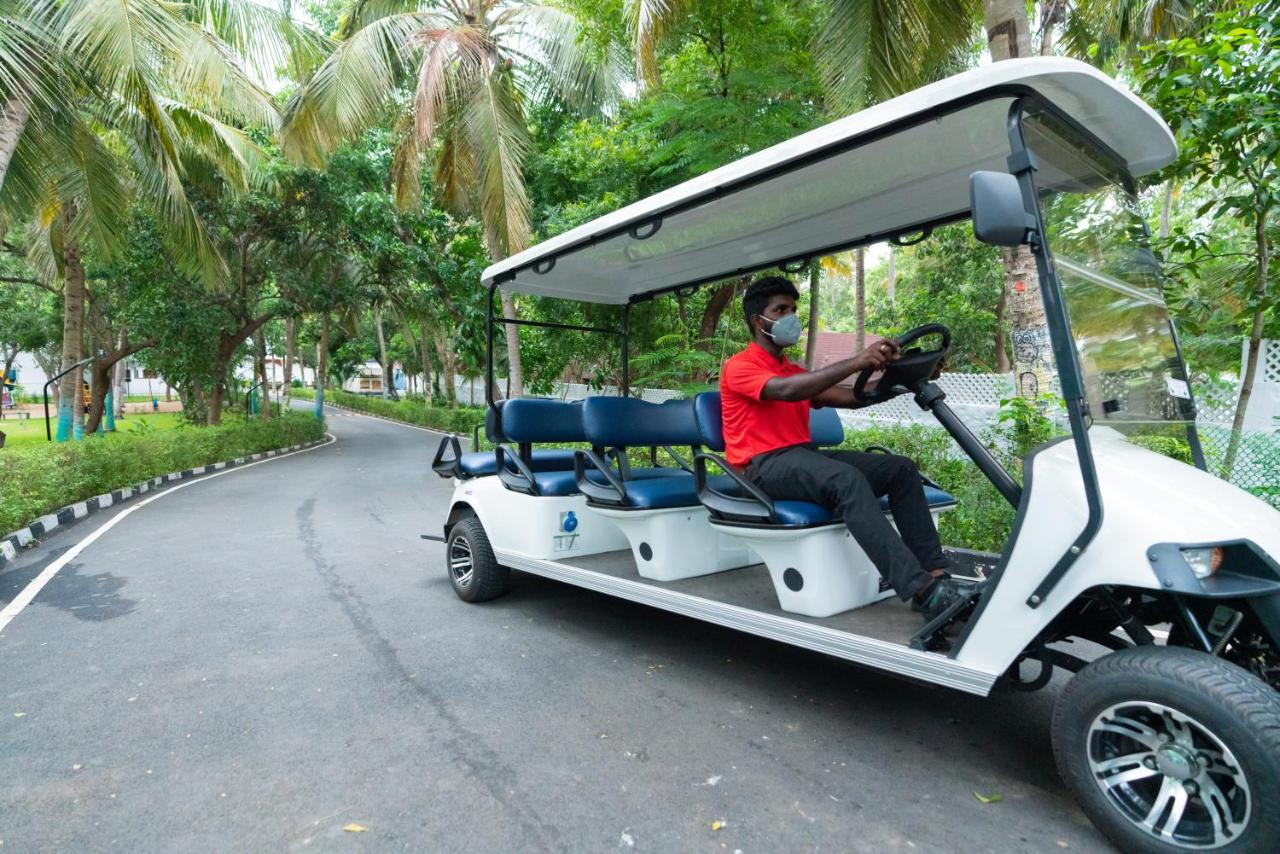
744,445,948,600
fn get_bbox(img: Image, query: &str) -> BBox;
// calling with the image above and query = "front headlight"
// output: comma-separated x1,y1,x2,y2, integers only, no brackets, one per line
1182,546,1225,578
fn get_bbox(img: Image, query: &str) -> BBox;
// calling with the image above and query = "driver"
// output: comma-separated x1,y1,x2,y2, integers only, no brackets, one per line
720,275,968,622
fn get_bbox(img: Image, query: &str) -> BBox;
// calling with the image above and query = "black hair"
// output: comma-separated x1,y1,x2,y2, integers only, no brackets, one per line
742,275,800,335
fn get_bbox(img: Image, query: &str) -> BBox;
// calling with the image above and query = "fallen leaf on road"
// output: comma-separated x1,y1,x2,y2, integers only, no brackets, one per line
710,820,725,831
973,791,1003,804
13,712,25,718
343,824,367,833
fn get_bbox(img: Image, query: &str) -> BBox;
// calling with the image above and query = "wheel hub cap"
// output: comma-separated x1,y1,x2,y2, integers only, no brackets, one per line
1087,701,1250,849
1156,745,1198,781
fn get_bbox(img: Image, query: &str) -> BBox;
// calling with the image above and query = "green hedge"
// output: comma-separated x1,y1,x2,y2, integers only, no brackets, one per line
0,412,325,535
292,387,487,435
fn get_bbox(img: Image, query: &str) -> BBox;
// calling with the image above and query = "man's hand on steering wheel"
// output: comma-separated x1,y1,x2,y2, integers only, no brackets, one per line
850,338,901,373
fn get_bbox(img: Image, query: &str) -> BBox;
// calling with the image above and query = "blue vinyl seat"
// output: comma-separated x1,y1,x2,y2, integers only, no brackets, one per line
691,392,956,527
577,397,707,508
495,398,679,497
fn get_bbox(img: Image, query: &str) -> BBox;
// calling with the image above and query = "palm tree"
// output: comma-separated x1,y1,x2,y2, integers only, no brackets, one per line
281,0,619,399
0,1,326,439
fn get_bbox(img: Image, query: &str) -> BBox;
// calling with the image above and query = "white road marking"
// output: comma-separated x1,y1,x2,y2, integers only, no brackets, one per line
0,433,337,633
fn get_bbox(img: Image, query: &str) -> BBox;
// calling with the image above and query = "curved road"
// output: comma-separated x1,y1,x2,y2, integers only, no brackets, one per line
1,408,1111,852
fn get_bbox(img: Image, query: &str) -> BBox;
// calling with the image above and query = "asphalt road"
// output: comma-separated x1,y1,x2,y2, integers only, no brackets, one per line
0,407,1112,853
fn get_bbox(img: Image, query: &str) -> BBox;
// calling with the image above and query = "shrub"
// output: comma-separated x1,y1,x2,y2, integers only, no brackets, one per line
0,412,325,535
294,387,487,437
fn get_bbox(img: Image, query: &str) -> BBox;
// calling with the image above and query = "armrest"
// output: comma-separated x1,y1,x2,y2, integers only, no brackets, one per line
693,451,777,523
430,435,463,479
496,444,540,496
574,448,629,506
865,444,942,489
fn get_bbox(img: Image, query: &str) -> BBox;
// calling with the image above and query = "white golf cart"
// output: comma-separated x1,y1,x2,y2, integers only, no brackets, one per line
429,58,1280,852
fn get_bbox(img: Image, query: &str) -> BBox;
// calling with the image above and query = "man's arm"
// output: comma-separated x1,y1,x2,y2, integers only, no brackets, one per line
761,340,900,403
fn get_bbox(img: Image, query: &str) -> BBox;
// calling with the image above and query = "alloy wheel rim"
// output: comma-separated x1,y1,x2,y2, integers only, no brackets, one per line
1087,701,1250,849
449,535,474,588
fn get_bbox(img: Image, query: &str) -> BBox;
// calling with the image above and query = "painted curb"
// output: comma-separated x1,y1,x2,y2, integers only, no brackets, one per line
0,438,329,572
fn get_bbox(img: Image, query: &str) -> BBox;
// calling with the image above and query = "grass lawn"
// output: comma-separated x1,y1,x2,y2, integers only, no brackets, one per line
0,412,184,450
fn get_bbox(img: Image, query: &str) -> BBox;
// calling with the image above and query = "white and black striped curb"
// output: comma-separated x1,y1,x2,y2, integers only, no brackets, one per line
0,438,328,572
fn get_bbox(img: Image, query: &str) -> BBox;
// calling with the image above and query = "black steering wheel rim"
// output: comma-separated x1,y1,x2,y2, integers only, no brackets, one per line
851,323,951,404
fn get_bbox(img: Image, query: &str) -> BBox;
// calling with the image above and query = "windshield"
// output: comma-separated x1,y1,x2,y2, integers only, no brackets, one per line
1023,107,1195,429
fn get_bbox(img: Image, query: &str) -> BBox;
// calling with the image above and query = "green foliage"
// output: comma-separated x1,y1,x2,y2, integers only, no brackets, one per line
0,413,324,535
996,394,1058,460
290,387,487,435
860,224,1006,371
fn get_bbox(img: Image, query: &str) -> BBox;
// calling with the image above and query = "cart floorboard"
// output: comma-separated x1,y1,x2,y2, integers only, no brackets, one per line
494,546,1000,696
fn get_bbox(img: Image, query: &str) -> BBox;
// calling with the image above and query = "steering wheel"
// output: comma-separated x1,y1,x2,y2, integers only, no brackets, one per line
851,323,951,405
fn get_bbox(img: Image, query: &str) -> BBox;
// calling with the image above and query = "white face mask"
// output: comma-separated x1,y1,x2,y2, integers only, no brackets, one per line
759,313,802,347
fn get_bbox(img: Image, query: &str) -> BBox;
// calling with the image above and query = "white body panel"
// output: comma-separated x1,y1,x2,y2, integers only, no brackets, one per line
587,505,755,581
449,476,627,559
955,428,1280,674
709,523,889,618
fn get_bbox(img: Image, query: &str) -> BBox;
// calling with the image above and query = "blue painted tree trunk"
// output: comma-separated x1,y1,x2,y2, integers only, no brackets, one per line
55,395,74,442
104,390,115,432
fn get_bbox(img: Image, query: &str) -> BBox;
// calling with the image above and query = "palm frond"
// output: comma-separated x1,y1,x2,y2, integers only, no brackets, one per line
817,0,979,114
0,3,61,113
187,0,333,83
280,12,437,162
170,24,281,130
503,4,623,116
624,0,687,88
463,66,531,254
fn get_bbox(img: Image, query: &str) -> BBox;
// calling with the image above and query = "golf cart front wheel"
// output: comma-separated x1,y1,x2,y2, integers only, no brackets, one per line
1052,645,1280,852
445,517,509,603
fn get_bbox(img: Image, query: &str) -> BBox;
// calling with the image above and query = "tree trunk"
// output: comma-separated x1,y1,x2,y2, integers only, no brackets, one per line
1039,0,1064,55
498,290,523,398
886,248,896,304
1221,217,1270,478
254,326,270,419
111,328,126,424
434,328,458,407
1003,246,1052,398
985,1,1047,399
207,369,226,426
418,317,434,404
994,288,1011,372
984,0,1032,60
698,281,738,344
314,313,329,420
178,381,209,425
373,306,398,401
0,95,30,195
1159,181,1174,240
854,247,866,351
283,317,296,405
57,234,86,442
805,260,821,368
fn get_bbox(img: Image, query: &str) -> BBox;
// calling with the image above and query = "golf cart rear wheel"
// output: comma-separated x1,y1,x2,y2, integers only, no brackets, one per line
1052,646,1280,852
445,517,509,603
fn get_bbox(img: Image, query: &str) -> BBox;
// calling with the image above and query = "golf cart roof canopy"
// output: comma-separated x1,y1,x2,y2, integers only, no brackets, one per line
481,58,1176,305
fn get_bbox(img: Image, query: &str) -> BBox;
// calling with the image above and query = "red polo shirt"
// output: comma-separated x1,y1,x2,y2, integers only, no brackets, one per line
720,342,812,468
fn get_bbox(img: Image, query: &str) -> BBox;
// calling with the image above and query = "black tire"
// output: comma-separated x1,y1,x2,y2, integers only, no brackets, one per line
1052,645,1280,853
445,517,509,603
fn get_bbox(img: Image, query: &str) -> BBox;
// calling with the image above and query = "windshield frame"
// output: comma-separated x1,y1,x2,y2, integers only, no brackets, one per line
1015,99,1206,469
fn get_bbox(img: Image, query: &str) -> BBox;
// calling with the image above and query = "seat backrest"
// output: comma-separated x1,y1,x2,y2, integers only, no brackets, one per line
500,398,585,443
695,391,845,452
581,397,700,448
810,406,845,447
693,392,725,452
484,400,507,443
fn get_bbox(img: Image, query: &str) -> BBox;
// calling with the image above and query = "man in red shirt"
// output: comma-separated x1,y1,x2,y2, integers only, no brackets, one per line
721,276,966,621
